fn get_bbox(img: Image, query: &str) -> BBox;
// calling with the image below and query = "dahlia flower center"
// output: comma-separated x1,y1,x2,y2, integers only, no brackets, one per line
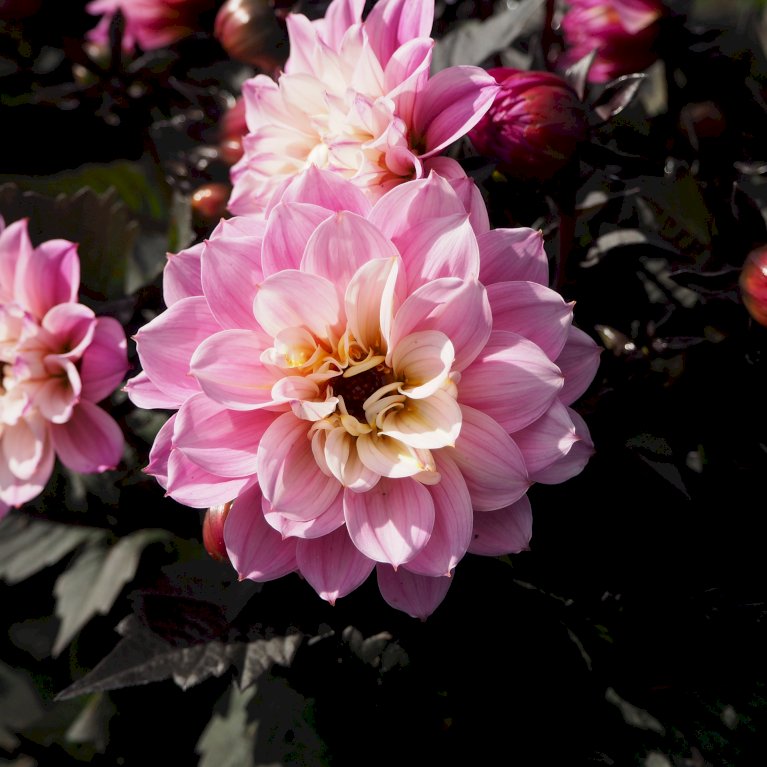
331,363,391,422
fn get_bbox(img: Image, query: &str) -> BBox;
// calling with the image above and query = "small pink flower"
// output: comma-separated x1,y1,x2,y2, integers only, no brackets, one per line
469,68,589,182
740,246,767,327
85,0,214,52
558,0,665,84
0,218,128,519
129,171,600,617
228,0,499,216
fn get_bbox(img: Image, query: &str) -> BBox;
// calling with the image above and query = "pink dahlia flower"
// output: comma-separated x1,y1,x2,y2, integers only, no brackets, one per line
127,169,601,618
468,68,589,182
0,218,128,519
558,0,665,84
228,0,500,215
85,0,214,51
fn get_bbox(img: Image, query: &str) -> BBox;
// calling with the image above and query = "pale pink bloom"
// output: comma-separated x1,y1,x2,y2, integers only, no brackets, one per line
86,0,213,51
128,169,601,617
0,218,128,518
557,0,665,83
228,0,499,215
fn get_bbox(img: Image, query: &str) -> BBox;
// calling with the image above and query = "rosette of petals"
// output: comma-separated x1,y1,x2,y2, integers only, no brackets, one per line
0,218,128,518
129,169,600,617
228,0,499,215
86,0,214,52
557,0,665,84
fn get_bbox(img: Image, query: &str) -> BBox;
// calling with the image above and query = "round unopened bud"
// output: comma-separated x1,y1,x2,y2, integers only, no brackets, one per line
192,183,231,223
219,97,247,165
740,246,767,327
214,0,288,73
468,68,589,182
203,502,232,563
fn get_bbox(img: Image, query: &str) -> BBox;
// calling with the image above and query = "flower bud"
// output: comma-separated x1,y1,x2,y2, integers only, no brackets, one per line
219,97,247,165
214,0,288,73
558,0,666,84
740,246,767,327
202,502,232,563
468,68,589,182
192,183,231,224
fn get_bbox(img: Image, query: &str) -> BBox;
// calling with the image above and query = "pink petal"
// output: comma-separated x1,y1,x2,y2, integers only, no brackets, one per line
0,217,32,302
256,412,340,520
531,407,594,484
268,166,371,217
262,202,333,277
414,66,499,157
296,525,375,604
224,484,298,581
34,359,80,424
133,296,220,406
319,0,365,49
343,477,434,566
201,218,265,331
0,433,54,507
253,270,341,341
124,371,179,410
1,418,45,481
50,400,123,473
487,281,573,361
263,492,345,539
145,413,175,486
165,449,255,508
40,303,96,360
389,277,491,372
380,388,461,449
79,317,129,403
163,242,203,305
173,393,273,478
402,453,472,576
391,330,454,399
555,326,602,405
383,37,433,123
478,228,549,287
376,564,451,619
398,213,479,292
468,495,533,556
450,404,530,511
190,329,277,410
322,429,381,491
283,12,320,75
439,168,490,236
365,0,435,67
510,400,579,476
14,238,79,320
459,330,564,433
356,432,436,479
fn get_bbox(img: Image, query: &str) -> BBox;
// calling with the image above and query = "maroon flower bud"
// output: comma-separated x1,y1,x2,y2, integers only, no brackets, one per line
558,0,666,84
740,246,767,327
468,68,589,182
0,0,41,20
192,183,231,224
219,97,247,166
214,0,288,73
202,502,232,563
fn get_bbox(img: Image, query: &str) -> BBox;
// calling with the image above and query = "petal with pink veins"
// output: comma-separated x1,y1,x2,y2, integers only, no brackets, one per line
450,404,530,511
414,66,499,157
510,399,579,476
1,417,45,481
318,0,365,50
0,434,54,507
50,400,123,473
555,326,602,405
173,393,272,478
269,166,371,217
389,278,491,372
165,449,255,508
531,407,594,484
79,317,129,403
380,388,461,449
256,412,340,520
356,432,435,479
145,413,175,486
133,296,220,406
402,452,472,576
383,37,433,124
124,371,179,410
376,564,451,619
163,242,203,305
468,495,533,556
365,0,435,68
41,303,96,360
487,281,573,361
343,477,434,566
296,526,375,604
191,329,277,410
263,203,333,277
323,428,381,491
36,358,81,424
253,270,341,341
0,217,33,302
224,484,298,581
393,330,454,399
459,330,564,433
263,492,345,539
14,239,79,320
478,228,548,287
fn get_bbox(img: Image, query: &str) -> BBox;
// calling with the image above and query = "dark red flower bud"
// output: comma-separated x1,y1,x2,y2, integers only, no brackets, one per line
192,183,231,223
740,246,767,327
202,502,232,563
219,97,247,165
468,68,589,182
214,0,288,73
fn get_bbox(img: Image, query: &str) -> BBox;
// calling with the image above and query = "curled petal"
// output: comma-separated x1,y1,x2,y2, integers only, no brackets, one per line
531,407,594,484
1,418,44,481
392,330,454,398
468,495,533,556
50,400,123,473
356,432,435,479
376,564,451,619
343,477,434,566
323,428,380,491
555,326,602,405
380,388,461,449
510,399,579,476
0,434,54,507
225,484,298,581
296,526,375,604
41,303,96,360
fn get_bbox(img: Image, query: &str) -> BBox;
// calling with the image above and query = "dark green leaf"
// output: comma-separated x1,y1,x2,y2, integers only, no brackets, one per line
0,661,44,751
196,684,257,767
